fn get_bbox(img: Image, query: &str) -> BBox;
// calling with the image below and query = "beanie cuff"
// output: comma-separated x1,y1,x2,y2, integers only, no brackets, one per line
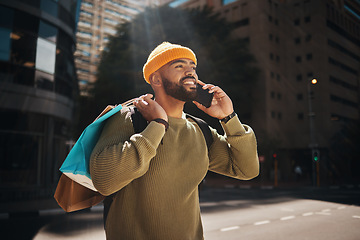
143,43,197,83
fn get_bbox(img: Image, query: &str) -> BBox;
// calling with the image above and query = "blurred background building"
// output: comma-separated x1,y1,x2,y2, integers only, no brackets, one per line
76,0,173,95
0,0,81,212
175,0,360,184
0,0,174,213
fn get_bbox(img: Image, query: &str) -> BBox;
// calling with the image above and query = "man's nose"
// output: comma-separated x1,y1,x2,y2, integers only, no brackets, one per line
185,66,195,75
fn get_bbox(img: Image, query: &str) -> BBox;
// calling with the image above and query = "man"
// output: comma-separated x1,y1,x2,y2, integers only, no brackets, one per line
90,42,259,239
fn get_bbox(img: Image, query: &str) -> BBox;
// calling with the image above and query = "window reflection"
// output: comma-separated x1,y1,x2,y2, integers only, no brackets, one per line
13,9,39,34
39,20,57,42
55,77,73,98
36,37,56,74
58,3,76,30
13,66,35,86
11,31,37,67
40,0,58,17
35,70,54,91
0,0,76,94
0,28,11,61
57,29,75,54
0,5,13,29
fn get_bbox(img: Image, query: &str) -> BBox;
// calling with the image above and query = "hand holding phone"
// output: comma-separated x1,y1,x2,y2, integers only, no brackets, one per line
194,83,214,108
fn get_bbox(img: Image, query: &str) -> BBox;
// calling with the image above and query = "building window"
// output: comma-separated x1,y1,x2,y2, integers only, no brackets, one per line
329,75,357,91
276,74,281,81
296,56,302,62
271,111,276,118
330,94,358,108
294,37,301,44
223,0,238,5
306,53,313,60
36,38,56,74
0,28,11,61
82,2,93,8
294,18,300,25
296,74,302,81
271,91,275,98
329,57,358,75
296,93,303,100
39,20,57,43
40,0,58,17
304,16,311,23
35,70,54,91
233,18,249,28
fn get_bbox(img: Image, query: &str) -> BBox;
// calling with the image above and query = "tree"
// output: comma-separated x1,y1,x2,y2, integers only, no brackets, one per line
78,5,259,135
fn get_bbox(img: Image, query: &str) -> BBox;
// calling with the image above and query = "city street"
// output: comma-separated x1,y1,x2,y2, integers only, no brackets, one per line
1,186,359,240
201,187,360,240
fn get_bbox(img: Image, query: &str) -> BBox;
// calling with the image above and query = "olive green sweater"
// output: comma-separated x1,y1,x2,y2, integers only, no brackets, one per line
90,107,259,240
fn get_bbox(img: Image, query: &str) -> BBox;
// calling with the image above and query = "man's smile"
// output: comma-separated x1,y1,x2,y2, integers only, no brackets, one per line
181,77,196,87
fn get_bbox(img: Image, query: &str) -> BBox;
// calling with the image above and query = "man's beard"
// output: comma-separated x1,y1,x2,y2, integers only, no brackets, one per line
162,76,197,102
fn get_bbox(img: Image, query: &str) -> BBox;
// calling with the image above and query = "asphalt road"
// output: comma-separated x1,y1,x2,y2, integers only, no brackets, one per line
1,186,359,240
200,187,360,240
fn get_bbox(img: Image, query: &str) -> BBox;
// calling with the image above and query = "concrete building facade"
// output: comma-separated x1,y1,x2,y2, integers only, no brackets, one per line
175,0,360,182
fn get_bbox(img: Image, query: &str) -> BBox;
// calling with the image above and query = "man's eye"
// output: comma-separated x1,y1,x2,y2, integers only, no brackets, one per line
175,65,183,68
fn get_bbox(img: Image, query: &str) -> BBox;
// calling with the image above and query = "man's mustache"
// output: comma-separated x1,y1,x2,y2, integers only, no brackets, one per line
180,76,196,83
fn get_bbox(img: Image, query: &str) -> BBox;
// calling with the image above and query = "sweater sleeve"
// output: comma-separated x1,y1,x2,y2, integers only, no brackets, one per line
208,115,259,180
90,109,165,196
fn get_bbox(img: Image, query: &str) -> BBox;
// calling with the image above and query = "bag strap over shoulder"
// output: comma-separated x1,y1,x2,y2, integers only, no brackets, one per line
129,107,148,133
185,114,213,151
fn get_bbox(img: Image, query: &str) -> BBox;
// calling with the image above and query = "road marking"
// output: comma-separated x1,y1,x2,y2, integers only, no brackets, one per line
303,212,314,216
281,216,295,221
352,216,360,219
254,220,270,226
322,209,331,212
220,226,239,232
338,206,346,210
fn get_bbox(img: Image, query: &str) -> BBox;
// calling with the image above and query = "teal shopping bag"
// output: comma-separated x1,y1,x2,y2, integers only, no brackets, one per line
60,104,123,191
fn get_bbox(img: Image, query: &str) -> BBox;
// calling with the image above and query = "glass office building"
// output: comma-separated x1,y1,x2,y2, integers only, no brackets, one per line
0,0,81,210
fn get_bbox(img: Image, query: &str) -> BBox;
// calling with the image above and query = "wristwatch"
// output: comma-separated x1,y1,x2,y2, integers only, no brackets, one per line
220,111,236,124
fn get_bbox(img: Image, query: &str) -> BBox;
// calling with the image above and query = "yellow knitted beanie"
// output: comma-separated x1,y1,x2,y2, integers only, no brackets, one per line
143,42,197,83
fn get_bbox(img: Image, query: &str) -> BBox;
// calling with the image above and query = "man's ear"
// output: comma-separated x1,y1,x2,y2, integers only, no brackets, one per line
149,72,162,86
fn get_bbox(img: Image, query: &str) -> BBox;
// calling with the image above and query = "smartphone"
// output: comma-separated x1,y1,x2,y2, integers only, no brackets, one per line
195,83,214,108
